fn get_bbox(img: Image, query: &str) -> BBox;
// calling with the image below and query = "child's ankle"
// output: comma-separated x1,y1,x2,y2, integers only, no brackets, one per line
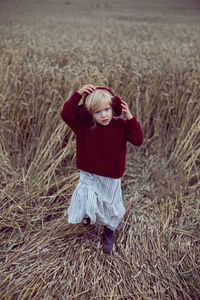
104,226,114,236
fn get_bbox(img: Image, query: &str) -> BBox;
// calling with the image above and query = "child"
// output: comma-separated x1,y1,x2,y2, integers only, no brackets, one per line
61,84,143,252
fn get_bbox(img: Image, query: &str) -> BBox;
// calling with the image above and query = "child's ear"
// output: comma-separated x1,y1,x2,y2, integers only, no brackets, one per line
76,105,94,126
112,96,122,116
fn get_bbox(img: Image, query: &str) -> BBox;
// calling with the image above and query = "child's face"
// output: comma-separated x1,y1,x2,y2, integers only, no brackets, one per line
92,100,113,126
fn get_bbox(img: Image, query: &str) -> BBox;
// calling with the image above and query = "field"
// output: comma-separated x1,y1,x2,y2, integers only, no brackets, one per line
0,0,200,299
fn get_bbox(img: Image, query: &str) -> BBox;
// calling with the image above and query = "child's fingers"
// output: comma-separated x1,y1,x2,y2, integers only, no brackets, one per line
87,84,96,90
121,100,128,106
83,85,95,94
121,101,128,110
85,84,95,91
121,99,133,119
85,88,94,94
78,84,95,96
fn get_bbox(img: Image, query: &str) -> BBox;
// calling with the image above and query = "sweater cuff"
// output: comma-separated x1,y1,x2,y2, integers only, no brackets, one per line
127,116,136,123
72,91,82,101
127,116,141,127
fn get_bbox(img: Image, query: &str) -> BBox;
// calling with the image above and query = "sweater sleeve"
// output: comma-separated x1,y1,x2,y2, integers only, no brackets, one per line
125,117,143,146
60,91,82,134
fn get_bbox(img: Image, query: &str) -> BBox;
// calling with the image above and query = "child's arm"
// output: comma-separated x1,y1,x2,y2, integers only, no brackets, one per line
121,100,133,120
122,100,143,146
60,91,82,133
60,84,95,133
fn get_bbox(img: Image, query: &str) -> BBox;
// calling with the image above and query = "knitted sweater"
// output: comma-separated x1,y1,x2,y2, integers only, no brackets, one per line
61,91,143,178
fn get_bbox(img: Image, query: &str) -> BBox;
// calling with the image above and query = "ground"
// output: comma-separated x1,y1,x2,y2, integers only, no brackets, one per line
0,0,200,299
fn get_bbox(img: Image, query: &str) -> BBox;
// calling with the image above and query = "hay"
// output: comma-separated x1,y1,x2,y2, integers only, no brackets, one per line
0,0,199,299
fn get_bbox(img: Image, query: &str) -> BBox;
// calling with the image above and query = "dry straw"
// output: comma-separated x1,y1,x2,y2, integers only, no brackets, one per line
0,0,200,299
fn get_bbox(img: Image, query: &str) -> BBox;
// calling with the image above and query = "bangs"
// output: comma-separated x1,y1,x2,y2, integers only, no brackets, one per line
85,90,112,113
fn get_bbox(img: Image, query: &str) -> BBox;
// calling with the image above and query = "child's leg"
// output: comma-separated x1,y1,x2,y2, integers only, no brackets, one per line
102,226,115,253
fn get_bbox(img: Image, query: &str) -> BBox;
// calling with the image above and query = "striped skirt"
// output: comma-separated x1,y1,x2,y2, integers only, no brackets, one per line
68,170,125,230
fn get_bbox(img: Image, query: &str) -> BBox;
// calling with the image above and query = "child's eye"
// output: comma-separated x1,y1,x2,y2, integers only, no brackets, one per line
105,108,110,112
95,111,100,115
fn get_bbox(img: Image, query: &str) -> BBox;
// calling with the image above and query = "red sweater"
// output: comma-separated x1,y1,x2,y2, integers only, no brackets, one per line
61,91,143,178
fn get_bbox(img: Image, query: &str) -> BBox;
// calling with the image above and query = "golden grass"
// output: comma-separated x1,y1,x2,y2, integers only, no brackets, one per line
0,0,200,299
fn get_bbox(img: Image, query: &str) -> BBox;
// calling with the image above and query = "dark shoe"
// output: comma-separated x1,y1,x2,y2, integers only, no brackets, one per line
82,217,90,226
102,226,115,253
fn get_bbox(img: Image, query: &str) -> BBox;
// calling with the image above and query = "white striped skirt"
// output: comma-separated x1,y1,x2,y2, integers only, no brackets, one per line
68,170,126,230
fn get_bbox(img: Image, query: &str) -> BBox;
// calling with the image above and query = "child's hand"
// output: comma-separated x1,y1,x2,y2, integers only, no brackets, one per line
78,84,96,96
121,100,133,120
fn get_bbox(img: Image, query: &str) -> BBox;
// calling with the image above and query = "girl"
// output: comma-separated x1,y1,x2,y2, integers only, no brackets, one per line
61,84,143,252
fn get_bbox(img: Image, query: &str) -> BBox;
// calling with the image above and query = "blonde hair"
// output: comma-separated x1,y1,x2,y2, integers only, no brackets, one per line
85,89,112,113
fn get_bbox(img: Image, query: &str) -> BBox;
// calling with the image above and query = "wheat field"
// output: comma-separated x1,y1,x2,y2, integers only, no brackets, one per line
0,0,200,299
